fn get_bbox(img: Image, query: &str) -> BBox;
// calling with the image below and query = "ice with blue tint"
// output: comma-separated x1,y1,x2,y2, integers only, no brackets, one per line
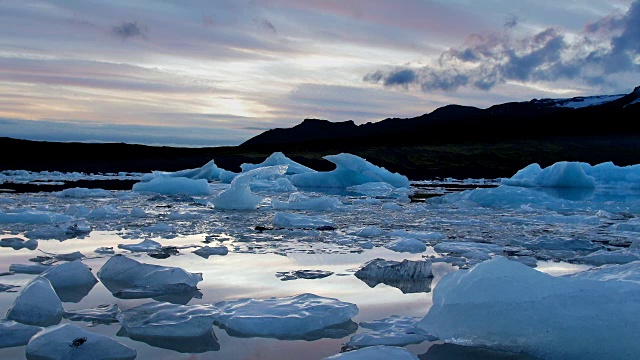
26,323,137,360
567,260,640,283
97,255,202,289
418,257,640,360
0,210,73,224
346,315,435,347
0,320,42,349
323,345,419,359
142,159,224,181
240,152,316,174
272,211,334,229
117,301,218,338
54,187,114,198
5,277,63,327
40,260,98,290
272,192,344,211
211,165,287,210
132,177,211,196
291,153,410,188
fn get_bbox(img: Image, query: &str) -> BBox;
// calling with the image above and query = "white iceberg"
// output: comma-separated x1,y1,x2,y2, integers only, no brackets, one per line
25,323,137,360
240,152,316,174
386,230,446,242
323,345,419,360
291,153,409,188
5,276,63,326
417,256,640,359
383,238,426,253
250,177,298,192
40,260,98,290
132,177,211,196
272,212,334,229
212,293,358,338
350,226,385,237
142,159,224,181
193,246,229,258
211,165,287,210
501,161,596,188
117,239,162,252
0,320,42,349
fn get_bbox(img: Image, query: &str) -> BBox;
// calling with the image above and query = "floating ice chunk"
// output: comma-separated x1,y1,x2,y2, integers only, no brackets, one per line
347,182,397,196
0,237,38,250
291,153,410,188
567,260,640,283
6,276,63,326
384,238,426,253
386,230,446,242
140,223,175,233
193,246,229,258
250,178,297,192
112,283,201,300
240,152,316,174
0,320,42,349
272,192,343,211
9,263,52,274
95,247,115,254
346,315,435,347
54,187,113,198
40,260,98,301
86,205,128,219
63,304,120,324
117,301,218,338
97,254,202,289
323,345,419,360
133,177,211,196
417,256,640,359
501,161,596,188
26,323,137,360
212,293,358,339
615,218,640,232
507,255,538,267
381,203,402,211
355,258,433,293
272,212,334,229
0,209,73,224
145,159,224,181
0,283,18,292
350,226,384,237
218,169,238,183
167,211,201,220
64,205,91,217
575,249,640,266
50,251,85,261
212,165,287,210
275,270,333,281
117,239,162,252
129,206,147,218
433,242,502,257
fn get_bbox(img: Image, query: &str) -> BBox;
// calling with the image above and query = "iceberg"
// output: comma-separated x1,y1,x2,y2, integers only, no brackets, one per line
383,238,426,253
417,256,640,359
117,301,218,338
5,277,63,326
193,245,229,258
63,304,120,324
142,159,224,181
211,165,287,210
501,161,596,188
212,293,358,339
346,315,435,347
271,192,343,211
567,260,640,283
0,237,38,250
117,239,162,252
291,153,409,188
0,320,42,349
240,152,316,174
25,323,137,360
40,260,98,302
132,177,211,196
354,258,433,293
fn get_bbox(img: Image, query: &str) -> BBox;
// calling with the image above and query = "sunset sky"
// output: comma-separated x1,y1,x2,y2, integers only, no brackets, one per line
1,0,639,146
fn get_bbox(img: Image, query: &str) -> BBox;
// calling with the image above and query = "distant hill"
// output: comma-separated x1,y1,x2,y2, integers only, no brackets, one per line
2,86,640,180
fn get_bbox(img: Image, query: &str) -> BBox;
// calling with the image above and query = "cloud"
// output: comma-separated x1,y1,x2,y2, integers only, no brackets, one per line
111,21,148,41
364,0,640,92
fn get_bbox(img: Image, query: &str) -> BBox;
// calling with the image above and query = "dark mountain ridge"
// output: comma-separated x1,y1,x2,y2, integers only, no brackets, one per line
2,86,639,180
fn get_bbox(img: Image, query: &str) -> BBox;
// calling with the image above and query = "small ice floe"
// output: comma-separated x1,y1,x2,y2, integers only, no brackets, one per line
25,323,137,360
47,251,85,262
64,205,91,217
0,320,42,349
614,218,640,232
86,205,128,219
272,192,343,211
167,211,201,220
354,258,433,293
117,239,162,252
381,203,402,211
193,246,229,258
575,248,640,266
240,152,316,175
383,238,426,253
97,255,202,297
272,212,334,229
323,345,419,359
40,260,98,302
0,283,19,292
350,226,385,237
345,315,436,347
95,247,115,254
0,209,73,224
54,187,113,198
500,161,596,188
0,237,38,250
112,283,201,300
511,236,600,252
347,182,397,197
133,176,211,196
129,206,147,218
212,293,359,339
24,221,91,240
290,153,409,188
63,304,120,324
117,301,218,338
9,263,52,274
275,270,334,281
5,276,63,326
433,242,502,259
417,256,640,359
386,230,446,242
140,223,175,233
211,165,287,210
506,255,538,267
567,260,640,283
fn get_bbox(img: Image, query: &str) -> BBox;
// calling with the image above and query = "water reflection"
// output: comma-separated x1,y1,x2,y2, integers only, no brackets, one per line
100,279,203,305
356,277,432,294
116,327,221,353
216,319,359,341
55,282,97,303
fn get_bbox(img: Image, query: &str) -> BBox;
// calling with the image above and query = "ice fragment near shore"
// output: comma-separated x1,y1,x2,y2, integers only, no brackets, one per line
25,323,137,360
417,256,640,360
212,293,358,338
5,277,63,326
291,153,409,188
97,254,202,289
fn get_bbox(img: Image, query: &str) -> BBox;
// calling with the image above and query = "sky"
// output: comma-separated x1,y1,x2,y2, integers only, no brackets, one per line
1,0,639,147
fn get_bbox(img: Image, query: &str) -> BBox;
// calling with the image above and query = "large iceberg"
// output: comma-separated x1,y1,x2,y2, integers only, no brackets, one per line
417,256,640,359
240,152,316,175
132,177,211,196
0,320,42,349
5,277,63,327
142,159,224,181
290,153,409,188
212,293,358,339
211,165,287,210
